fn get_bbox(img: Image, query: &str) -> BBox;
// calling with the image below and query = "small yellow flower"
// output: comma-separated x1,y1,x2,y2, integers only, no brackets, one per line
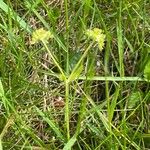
86,28,106,50
31,28,53,44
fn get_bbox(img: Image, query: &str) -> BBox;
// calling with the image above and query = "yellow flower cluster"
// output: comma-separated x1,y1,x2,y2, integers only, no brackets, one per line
31,28,53,44
86,28,106,50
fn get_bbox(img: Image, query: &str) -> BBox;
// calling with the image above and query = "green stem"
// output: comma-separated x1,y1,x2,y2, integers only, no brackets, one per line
78,76,147,81
42,41,66,80
117,0,124,77
68,42,94,82
65,80,70,140
64,0,69,75
64,1,70,139
43,41,70,139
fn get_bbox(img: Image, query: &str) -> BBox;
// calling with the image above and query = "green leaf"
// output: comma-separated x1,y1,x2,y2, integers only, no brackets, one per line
70,51,82,71
68,51,83,81
35,107,65,142
68,64,83,82
63,135,77,150
128,91,142,109
0,0,31,33
0,79,4,97
0,139,3,150
144,61,150,80
59,74,66,81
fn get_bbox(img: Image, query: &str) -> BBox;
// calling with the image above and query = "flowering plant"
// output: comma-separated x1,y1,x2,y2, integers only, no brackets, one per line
31,28,53,44
86,28,106,51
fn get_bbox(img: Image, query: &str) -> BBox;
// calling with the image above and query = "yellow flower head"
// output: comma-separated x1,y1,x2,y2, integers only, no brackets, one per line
31,28,53,44
86,28,106,50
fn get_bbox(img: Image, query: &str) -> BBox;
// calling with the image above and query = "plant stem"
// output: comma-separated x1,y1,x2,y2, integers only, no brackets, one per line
64,0,69,75
65,80,70,140
68,42,93,82
78,76,147,81
42,41,66,80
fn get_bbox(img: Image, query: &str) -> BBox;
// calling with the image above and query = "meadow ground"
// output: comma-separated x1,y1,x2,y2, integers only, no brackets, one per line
0,0,150,149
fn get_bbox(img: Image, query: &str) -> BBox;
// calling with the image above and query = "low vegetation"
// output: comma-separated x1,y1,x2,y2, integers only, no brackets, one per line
0,0,150,149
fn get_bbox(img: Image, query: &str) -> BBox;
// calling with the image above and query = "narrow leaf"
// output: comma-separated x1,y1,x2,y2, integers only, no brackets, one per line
0,0,31,33
35,107,65,142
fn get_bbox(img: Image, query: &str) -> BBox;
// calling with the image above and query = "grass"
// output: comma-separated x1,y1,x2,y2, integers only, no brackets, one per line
0,0,150,149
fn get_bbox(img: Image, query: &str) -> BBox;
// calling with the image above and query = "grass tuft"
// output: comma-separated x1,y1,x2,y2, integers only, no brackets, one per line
0,0,150,149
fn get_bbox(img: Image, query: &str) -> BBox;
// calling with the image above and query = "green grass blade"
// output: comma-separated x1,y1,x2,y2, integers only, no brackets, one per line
117,1,124,77
63,135,77,150
68,43,93,82
0,139,2,150
35,107,65,142
0,0,31,33
78,76,147,81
